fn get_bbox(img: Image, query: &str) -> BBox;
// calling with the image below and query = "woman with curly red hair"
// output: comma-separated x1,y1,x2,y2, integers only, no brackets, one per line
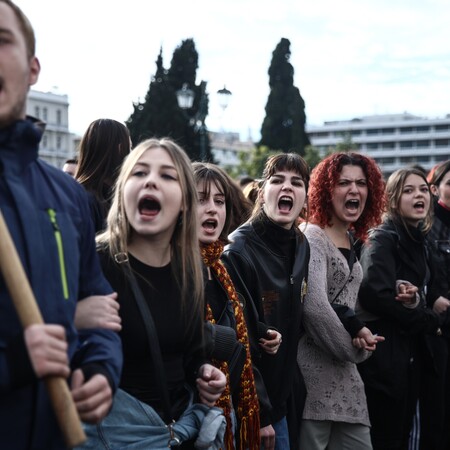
298,152,385,450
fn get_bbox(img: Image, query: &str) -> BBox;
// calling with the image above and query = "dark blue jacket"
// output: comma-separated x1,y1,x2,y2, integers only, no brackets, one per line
0,118,122,449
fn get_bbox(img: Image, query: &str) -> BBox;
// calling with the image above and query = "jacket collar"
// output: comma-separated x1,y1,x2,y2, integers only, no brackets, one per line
0,117,43,175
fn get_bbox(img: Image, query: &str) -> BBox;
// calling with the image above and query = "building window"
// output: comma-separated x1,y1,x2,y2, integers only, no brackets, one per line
377,157,395,164
381,128,394,135
381,142,395,149
436,155,450,162
400,141,413,149
43,108,48,121
435,124,449,132
34,106,40,118
400,127,413,134
56,135,61,150
417,156,429,163
366,129,380,135
350,130,361,136
367,143,378,149
400,156,415,163
435,139,449,147
416,140,430,148
415,126,430,132
56,110,62,125
42,135,48,147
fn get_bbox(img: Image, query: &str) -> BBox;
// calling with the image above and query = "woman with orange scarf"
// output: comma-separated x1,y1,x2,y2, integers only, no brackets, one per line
193,162,260,450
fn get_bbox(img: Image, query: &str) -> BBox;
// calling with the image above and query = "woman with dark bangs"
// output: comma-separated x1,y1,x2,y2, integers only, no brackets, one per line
222,153,310,450
298,152,385,450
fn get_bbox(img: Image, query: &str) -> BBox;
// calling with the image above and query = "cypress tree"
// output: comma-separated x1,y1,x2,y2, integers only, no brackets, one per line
259,38,310,155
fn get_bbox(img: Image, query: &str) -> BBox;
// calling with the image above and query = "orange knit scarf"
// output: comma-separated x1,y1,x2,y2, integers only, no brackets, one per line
201,241,260,450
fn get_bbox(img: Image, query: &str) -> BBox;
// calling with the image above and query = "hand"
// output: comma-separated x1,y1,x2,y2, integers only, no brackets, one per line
433,296,450,314
75,293,121,331
24,324,70,378
196,363,226,406
260,424,275,450
352,326,385,352
395,281,419,306
71,369,112,424
259,329,282,355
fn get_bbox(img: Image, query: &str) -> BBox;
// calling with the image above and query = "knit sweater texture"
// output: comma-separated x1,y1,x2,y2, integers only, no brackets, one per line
298,224,370,426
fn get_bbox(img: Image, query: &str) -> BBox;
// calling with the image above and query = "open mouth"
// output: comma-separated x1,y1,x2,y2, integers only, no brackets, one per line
138,196,161,216
202,219,218,231
278,196,293,212
413,201,425,210
345,199,360,210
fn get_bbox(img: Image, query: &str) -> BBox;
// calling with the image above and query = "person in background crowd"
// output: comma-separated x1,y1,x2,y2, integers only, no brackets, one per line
423,160,450,450
75,118,131,232
358,167,450,450
0,2,122,448
298,152,385,450
238,175,255,190
243,179,260,206
194,162,260,449
228,177,253,233
222,153,310,450
62,158,78,177
78,138,226,449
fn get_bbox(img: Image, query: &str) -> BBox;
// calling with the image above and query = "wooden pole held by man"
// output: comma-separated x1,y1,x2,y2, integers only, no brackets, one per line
0,210,86,448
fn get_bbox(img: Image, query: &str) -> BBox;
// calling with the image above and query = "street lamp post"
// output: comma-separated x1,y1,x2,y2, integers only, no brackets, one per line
176,82,208,161
217,85,232,112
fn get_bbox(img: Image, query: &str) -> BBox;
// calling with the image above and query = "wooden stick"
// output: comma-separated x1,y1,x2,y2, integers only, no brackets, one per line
0,210,86,448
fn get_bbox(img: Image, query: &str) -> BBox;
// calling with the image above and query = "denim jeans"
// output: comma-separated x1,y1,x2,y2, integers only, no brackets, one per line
262,416,290,450
76,388,226,450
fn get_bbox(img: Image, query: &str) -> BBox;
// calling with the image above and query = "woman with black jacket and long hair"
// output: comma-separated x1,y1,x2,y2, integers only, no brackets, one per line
358,167,449,450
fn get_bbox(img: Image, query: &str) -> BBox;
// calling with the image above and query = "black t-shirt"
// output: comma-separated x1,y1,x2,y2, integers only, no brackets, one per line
98,250,205,419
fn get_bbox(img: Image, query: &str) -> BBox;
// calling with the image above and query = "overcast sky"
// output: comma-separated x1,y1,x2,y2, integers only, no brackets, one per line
18,0,450,141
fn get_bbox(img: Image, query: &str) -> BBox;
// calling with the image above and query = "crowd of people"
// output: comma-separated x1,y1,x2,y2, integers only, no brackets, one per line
1,1,450,450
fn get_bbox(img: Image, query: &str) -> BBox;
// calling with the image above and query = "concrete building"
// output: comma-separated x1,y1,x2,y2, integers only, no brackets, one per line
307,113,450,177
209,131,254,172
26,89,77,168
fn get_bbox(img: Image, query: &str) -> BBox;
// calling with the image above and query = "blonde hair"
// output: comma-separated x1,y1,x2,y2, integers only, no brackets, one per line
385,167,433,233
97,138,204,322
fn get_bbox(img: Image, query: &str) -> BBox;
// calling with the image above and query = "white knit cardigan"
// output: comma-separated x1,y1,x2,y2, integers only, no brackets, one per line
298,223,371,426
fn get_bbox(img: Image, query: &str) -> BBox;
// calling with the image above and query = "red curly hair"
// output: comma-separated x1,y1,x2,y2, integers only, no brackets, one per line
308,152,386,241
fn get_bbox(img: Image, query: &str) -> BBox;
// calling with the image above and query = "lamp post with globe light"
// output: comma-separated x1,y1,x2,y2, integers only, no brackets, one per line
216,85,232,133
176,82,208,161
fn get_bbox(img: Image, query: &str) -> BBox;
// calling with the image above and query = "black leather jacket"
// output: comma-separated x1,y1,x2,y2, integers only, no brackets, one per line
222,216,309,426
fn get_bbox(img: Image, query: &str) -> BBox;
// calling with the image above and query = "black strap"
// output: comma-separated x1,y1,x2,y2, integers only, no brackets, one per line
124,265,174,424
331,233,356,304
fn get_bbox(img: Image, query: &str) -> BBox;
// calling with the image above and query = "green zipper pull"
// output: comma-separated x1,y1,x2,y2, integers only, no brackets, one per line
48,209,69,300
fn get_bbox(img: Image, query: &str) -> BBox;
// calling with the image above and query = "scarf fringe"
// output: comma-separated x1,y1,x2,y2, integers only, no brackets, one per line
239,412,260,450
201,241,260,450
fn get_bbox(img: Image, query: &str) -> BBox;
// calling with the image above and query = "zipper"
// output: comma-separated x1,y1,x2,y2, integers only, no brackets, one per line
48,209,69,300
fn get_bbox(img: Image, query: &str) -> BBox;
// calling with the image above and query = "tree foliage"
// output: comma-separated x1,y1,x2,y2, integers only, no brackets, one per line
303,145,322,170
259,38,310,155
334,132,358,153
230,145,278,179
126,39,212,161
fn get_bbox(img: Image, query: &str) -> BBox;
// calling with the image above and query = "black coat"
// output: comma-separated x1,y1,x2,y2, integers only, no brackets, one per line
222,216,309,427
358,218,446,449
